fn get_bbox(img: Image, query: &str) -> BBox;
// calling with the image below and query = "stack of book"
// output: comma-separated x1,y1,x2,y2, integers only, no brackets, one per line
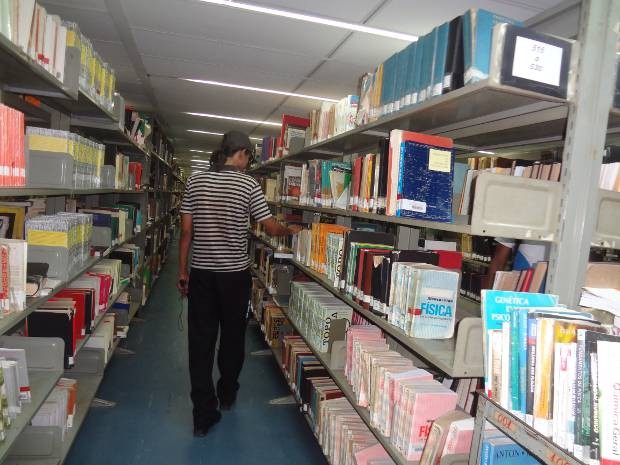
291,226,469,339
31,378,78,441
280,334,394,464
288,282,353,353
77,30,117,111
124,111,152,149
0,104,25,187
263,304,287,348
297,160,353,209
307,95,359,145
481,289,620,464
491,262,548,293
346,325,463,461
258,136,278,163
288,130,456,222
312,8,522,128
27,258,122,367
0,1,70,83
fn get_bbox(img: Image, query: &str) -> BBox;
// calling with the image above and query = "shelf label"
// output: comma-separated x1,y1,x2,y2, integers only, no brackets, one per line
493,410,517,433
512,36,563,86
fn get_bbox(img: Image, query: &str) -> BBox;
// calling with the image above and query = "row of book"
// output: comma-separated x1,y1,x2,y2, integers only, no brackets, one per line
77,29,117,111
0,1,117,110
281,130,456,222
26,258,125,367
280,334,395,465
481,289,620,464
0,0,69,82
31,378,77,441
0,104,25,187
491,262,548,294
307,96,359,146
289,282,352,353
293,226,467,339
124,111,152,151
346,325,471,461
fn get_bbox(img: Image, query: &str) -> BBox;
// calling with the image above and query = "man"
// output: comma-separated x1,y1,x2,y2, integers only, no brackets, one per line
177,131,293,436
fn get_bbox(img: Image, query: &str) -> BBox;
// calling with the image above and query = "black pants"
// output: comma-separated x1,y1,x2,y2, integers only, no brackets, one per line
187,267,251,419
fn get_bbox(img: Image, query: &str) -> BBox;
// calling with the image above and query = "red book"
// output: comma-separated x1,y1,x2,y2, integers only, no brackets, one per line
519,268,534,292
52,290,88,339
436,251,463,271
351,157,363,211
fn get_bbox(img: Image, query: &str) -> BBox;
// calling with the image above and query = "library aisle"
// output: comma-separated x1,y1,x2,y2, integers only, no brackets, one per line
65,240,325,465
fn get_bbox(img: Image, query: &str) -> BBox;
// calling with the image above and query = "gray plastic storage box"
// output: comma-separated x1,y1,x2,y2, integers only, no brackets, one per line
101,165,116,189
92,226,113,248
26,148,73,189
27,245,71,280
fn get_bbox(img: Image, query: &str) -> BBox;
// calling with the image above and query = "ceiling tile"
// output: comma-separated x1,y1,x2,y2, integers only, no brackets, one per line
141,55,306,90
132,29,321,80
38,2,119,42
122,0,350,57
249,0,382,22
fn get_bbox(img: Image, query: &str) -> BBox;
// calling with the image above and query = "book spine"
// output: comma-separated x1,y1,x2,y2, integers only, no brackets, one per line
590,351,600,465
525,316,537,426
510,309,521,414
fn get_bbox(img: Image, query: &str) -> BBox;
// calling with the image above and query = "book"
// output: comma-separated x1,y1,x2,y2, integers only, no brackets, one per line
462,8,521,84
419,410,471,465
396,136,454,222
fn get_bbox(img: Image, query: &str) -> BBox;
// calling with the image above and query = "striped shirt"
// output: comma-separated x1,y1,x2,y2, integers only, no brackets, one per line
180,167,272,271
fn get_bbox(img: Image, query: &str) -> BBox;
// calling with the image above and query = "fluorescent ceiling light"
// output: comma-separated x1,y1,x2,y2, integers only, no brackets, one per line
186,112,281,127
187,129,264,140
190,149,212,153
197,0,417,42
191,159,211,164
477,150,496,155
188,129,224,136
180,78,337,103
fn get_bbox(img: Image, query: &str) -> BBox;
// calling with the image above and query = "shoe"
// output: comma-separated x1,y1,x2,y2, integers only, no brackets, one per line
193,411,221,437
218,393,237,411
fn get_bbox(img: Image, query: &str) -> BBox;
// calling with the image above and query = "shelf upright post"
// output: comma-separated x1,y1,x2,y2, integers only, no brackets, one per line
546,0,620,306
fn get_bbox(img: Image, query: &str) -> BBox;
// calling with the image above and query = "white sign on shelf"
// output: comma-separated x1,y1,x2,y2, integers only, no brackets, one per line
511,36,563,87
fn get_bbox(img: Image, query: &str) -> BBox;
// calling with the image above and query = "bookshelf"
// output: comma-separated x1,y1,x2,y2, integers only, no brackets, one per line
0,9,183,458
469,395,586,465
0,33,77,101
250,2,620,465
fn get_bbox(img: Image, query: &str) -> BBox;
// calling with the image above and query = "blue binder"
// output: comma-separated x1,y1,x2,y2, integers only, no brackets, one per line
396,139,454,222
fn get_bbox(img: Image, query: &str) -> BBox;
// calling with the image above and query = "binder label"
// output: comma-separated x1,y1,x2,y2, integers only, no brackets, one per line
512,36,563,86
397,199,427,214
428,149,452,173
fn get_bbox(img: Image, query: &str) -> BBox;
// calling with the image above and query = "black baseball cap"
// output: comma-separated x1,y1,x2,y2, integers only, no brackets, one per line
222,130,253,152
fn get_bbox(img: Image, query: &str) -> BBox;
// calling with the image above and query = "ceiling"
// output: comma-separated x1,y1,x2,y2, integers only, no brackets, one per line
40,0,563,171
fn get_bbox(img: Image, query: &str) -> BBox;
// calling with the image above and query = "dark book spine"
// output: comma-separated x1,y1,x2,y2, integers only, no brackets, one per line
525,316,537,423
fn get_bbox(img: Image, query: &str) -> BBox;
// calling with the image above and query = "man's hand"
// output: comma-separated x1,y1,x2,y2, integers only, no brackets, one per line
287,224,303,235
177,271,189,296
